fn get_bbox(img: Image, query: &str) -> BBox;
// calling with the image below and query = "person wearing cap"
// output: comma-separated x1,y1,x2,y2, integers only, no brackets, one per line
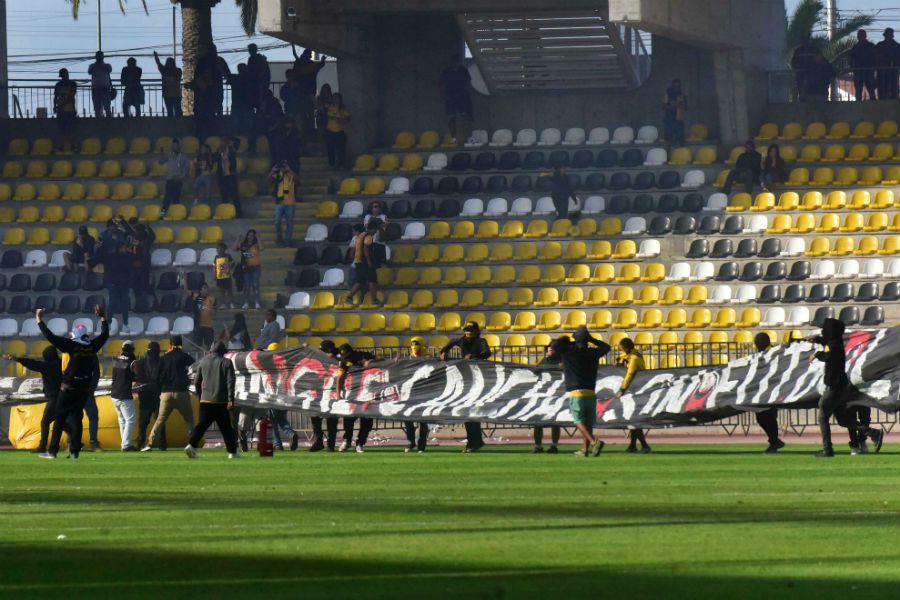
3,346,62,454
111,341,139,451
402,339,430,453
533,344,561,454
133,341,165,451
185,341,239,459
807,319,858,457
752,333,785,454
335,343,376,453
614,338,650,454
875,28,900,100
53,68,78,152
309,340,340,452
440,322,492,452
88,50,113,118
543,326,611,458
37,304,109,460
142,335,196,451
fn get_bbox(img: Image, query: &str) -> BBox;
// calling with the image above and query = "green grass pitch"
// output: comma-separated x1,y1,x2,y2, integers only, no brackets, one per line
1,443,899,599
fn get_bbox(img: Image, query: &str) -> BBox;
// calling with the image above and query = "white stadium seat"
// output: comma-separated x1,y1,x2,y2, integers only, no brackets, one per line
810,260,835,280
709,285,733,304
340,200,364,218
860,259,884,279
172,248,197,267
781,238,806,257
537,128,562,146
151,248,172,267
636,125,659,144
622,217,647,236
145,317,170,336
24,250,47,268
46,318,68,337
743,215,768,234
49,250,67,268
320,268,345,287
611,126,635,144
385,177,410,195
401,222,426,240
732,285,757,304
636,239,661,259
286,291,311,310
689,262,715,281
513,128,537,147
586,127,610,145
20,320,42,337
488,129,513,147
761,307,786,328
0,318,18,337
644,148,667,166
465,130,489,148
681,169,705,188
837,259,859,279
582,195,605,214
704,193,728,211
484,197,508,217
305,224,328,242
561,127,586,146
786,307,810,328
424,153,448,171
198,247,217,266
461,197,484,217
171,316,194,335
509,197,533,216
885,258,900,278
533,196,555,216
666,262,691,282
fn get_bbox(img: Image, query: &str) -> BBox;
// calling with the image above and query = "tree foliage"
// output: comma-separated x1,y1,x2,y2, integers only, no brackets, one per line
786,0,874,69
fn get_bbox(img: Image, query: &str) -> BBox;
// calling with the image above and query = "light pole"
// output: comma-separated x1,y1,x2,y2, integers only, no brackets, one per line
97,0,103,52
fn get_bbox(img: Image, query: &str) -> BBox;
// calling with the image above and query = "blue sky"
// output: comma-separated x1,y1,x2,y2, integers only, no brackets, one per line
7,0,297,81
7,1,900,81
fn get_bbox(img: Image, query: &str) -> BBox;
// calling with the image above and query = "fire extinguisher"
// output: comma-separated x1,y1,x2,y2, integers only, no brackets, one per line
258,417,274,457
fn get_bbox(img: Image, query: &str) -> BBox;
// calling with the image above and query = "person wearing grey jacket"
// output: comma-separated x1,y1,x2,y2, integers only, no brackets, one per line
185,341,239,459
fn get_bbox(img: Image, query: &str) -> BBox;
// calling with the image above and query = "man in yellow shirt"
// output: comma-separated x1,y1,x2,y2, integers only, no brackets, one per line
616,338,650,453
212,243,235,308
187,281,217,350
324,93,351,169
269,161,298,247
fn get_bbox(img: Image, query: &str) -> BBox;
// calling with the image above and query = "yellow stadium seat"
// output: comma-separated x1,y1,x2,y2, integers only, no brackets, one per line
104,137,127,155
437,313,462,333
824,122,849,140
575,218,597,237
553,288,580,307
138,204,161,222
311,314,336,334
634,286,659,305
565,264,591,284
510,312,536,332
414,244,439,263
687,123,708,142
64,205,88,223
163,204,187,222
811,167,833,186
2,161,22,178
859,166,882,185
586,288,610,306
875,189,896,209
711,308,737,328
464,243,488,263
612,309,636,329
816,213,840,233
352,154,375,172
669,147,692,165
88,205,112,223
548,219,573,238
361,314,386,333
0,206,13,223
284,315,310,334
127,136,151,154
443,267,467,285
315,201,339,219
86,182,109,201
804,236,830,256
177,227,200,244
848,190,870,210
510,242,535,261
486,312,512,332
213,204,236,220
767,214,791,234
854,235,879,255
448,220,476,240
833,167,857,186
375,154,400,172
540,265,565,284
489,243,513,262
310,292,335,311
616,263,640,284
820,144,845,162
879,236,900,255
851,121,875,139
391,249,414,266
424,221,449,240
417,131,440,149
524,220,549,238
864,213,888,232
362,178,385,195
612,240,637,259
686,308,712,328
539,241,562,261
75,137,100,156
869,143,894,163
587,240,611,260
8,138,28,155
610,287,634,306
75,160,98,178
245,157,269,176
599,218,622,236
663,308,688,328
803,121,826,140
386,314,411,333
38,183,61,202
591,263,615,283
846,143,869,162
517,265,539,284
562,311,587,331
26,228,50,246
153,227,173,244
428,289,454,309
13,183,36,202
201,225,223,243
736,308,761,329
483,289,507,308
823,191,846,210
637,309,662,329
750,192,775,212
110,182,133,201
530,288,557,308
633,332,654,346
725,146,744,164
890,214,900,232
874,120,898,138
56,183,83,204
123,159,146,177
829,236,854,256
779,122,802,141
16,206,39,223
489,219,519,238
660,285,684,305
400,154,423,172
785,168,809,187
797,144,821,163
883,167,900,185
641,263,666,283
779,145,797,162
2,228,25,245
693,146,716,165
116,205,137,221
755,123,778,141
31,138,53,155
796,191,820,212
26,161,49,178
684,286,708,305
188,204,212,221
392,131,415,150
338,178,361,195
475,221,500,239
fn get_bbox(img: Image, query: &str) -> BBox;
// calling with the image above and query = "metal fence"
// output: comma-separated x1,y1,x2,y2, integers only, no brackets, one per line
767,66,894,103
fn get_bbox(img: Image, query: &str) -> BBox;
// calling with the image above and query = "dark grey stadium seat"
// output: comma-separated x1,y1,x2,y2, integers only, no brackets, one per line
674,216,697,235
485,175,507,194
32,273,57,292
8,273,31,292
595,149,618,168
412,199,436,218
34,295,56,313
294,247,318,266
657,171,681,189
632,195,654,214
411,177,434,195
758,285,781,303
318,246,342,266
620,148,643,168
388,199,410,219
681,193,703,213
83,271,105,292
838,306,859,326
758,238,782,258
656,194,679,213
436,177,459,195
607,196,630,215
548,150,570,168
811,307,834,327
571,149,593,169
739,261,762,281
58,295,81,314
461,176,483,194
632,171,656,191
498,151,521,170
763,261,786,281
607,172,631,191
523,151,545,170
880,281,900,301
584,173,606,191
473,152,496,170
783,284,805,303
861,306,884,326
686,239,709,258
648,216,672,236
437,198,461,218
715,262,739,281
511,175,532,193
855,282,879,302
9,295,32,314
734,238,757,258
698,215,720,235
830,283,853,303
787,261,811,281
807,284,830,303
710,239,733,258
722,216,744,235
448,153,472,171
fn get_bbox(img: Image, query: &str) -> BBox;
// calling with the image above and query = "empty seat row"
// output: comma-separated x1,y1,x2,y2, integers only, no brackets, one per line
722,189,897,213
6,135,261,157
0,314,195,338
0,203,236,225
3,225,224,248
0,179,257,202
755,120,898,142
0,268,204,292
456,124,708,149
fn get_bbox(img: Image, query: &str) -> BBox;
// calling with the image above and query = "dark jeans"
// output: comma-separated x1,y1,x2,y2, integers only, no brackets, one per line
193,326,214,350
464,422,483,448
163,179,183,211
342,417,373,446
189,403,237,454
84,394,99,442
275,204,295,244
723,169,758,195
628,430,650,449
108,284,130,329
269,409,296,448
854,71,876,101
663,115,685,144
311,416,340,449
164,97,182,117
38,395,59,452
755,409,781,445
404,422,429,451
325,131,347,168
48,388,88,456
136,388,166,449
552,194,569,219
533,426,560,446
818,383,858,452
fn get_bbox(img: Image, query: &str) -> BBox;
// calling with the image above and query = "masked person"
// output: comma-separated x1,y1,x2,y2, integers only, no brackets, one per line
616,338,650,454
111,341,139,451
402,339,430,453
440,322,492,452
309,340,340,452
37,305,109,460
185,342,239,459
4,346,62,454
544,326,610,458
752,333,786,454
335,343,376,453
808,319,859,457
133,341,165,451
141,335,196,452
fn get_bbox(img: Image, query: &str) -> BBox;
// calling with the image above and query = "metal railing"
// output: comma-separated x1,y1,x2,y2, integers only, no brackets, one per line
767,66,897,103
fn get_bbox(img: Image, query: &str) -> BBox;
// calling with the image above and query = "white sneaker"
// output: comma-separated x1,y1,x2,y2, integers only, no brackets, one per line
255,302,262,309
242,303,249,309
228,452,241,459
140,446,152,452
355,444,365,453
339,440,351,452
38,452,56,460
184,444,198,459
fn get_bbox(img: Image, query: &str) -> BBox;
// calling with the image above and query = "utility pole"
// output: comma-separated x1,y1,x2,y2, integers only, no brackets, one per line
172,5,177,58
826,0,836,40
0,0,7,118
97,0,103,51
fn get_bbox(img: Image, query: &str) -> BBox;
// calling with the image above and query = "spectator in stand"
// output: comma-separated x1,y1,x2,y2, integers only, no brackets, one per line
325,93,351,169
110,341,139,452
761,144,787,191
257,309,283,350
791,42,817,100
97,219,125,267
236,229,263,309
141,335,196,452
120,57,143,117
544,167,578,219
107,242,134,335
221,313,252,351
88,51,113,118
270,161,298,247
213,243,236,308
662,79,687,144
3,346,61,454
227,63,255,146
293,46,328,140
186,279,217,350
343,220,381,306
127,220,154,293
53,68,78,152
440,322,491,452
439,54,473,146
133,341,165,451
193,143,215,204
246,43,271,109
159,138,190,217
257,89,285,165
852,29,877,101
216,137,241,216
280,69,304,123
192,46,223,136
63,226,95,273
723,140,762,195
364,201,388,265
314,83,333,143
805,51,835,99
876,28,900,100
272,118,301,172
154,51,183,117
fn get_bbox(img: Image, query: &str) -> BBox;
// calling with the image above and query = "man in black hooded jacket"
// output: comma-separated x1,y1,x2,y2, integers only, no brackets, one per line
809,318,858,457
309,339,340,452
4,346,62,453
440,322,491,452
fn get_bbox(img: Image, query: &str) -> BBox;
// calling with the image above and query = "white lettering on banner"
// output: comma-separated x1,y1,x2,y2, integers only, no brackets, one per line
482,367,541,418
509,372,566,421
418,364,466,417
399,364,437,413
768,343,808,406
450,364,489,417
849,329,885,385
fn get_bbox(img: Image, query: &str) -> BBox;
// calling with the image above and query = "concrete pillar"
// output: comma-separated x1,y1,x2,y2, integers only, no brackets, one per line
0,0,7,118
713,48,750,144
338,51,380,155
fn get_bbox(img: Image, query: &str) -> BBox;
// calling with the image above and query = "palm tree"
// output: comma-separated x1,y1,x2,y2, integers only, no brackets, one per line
67,0,147,17
786,0,874,70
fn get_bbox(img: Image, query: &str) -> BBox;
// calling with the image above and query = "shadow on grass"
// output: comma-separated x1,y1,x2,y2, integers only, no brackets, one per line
0,543,897,599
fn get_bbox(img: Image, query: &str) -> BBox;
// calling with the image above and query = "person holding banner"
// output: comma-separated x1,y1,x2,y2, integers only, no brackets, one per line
808,319,861,457
533,344,561,454
545,326,610,458
616,338,650,454
335,343,376,453
309,340,341,452
440,322,492,453
403,339,430,453
753,333,785,454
